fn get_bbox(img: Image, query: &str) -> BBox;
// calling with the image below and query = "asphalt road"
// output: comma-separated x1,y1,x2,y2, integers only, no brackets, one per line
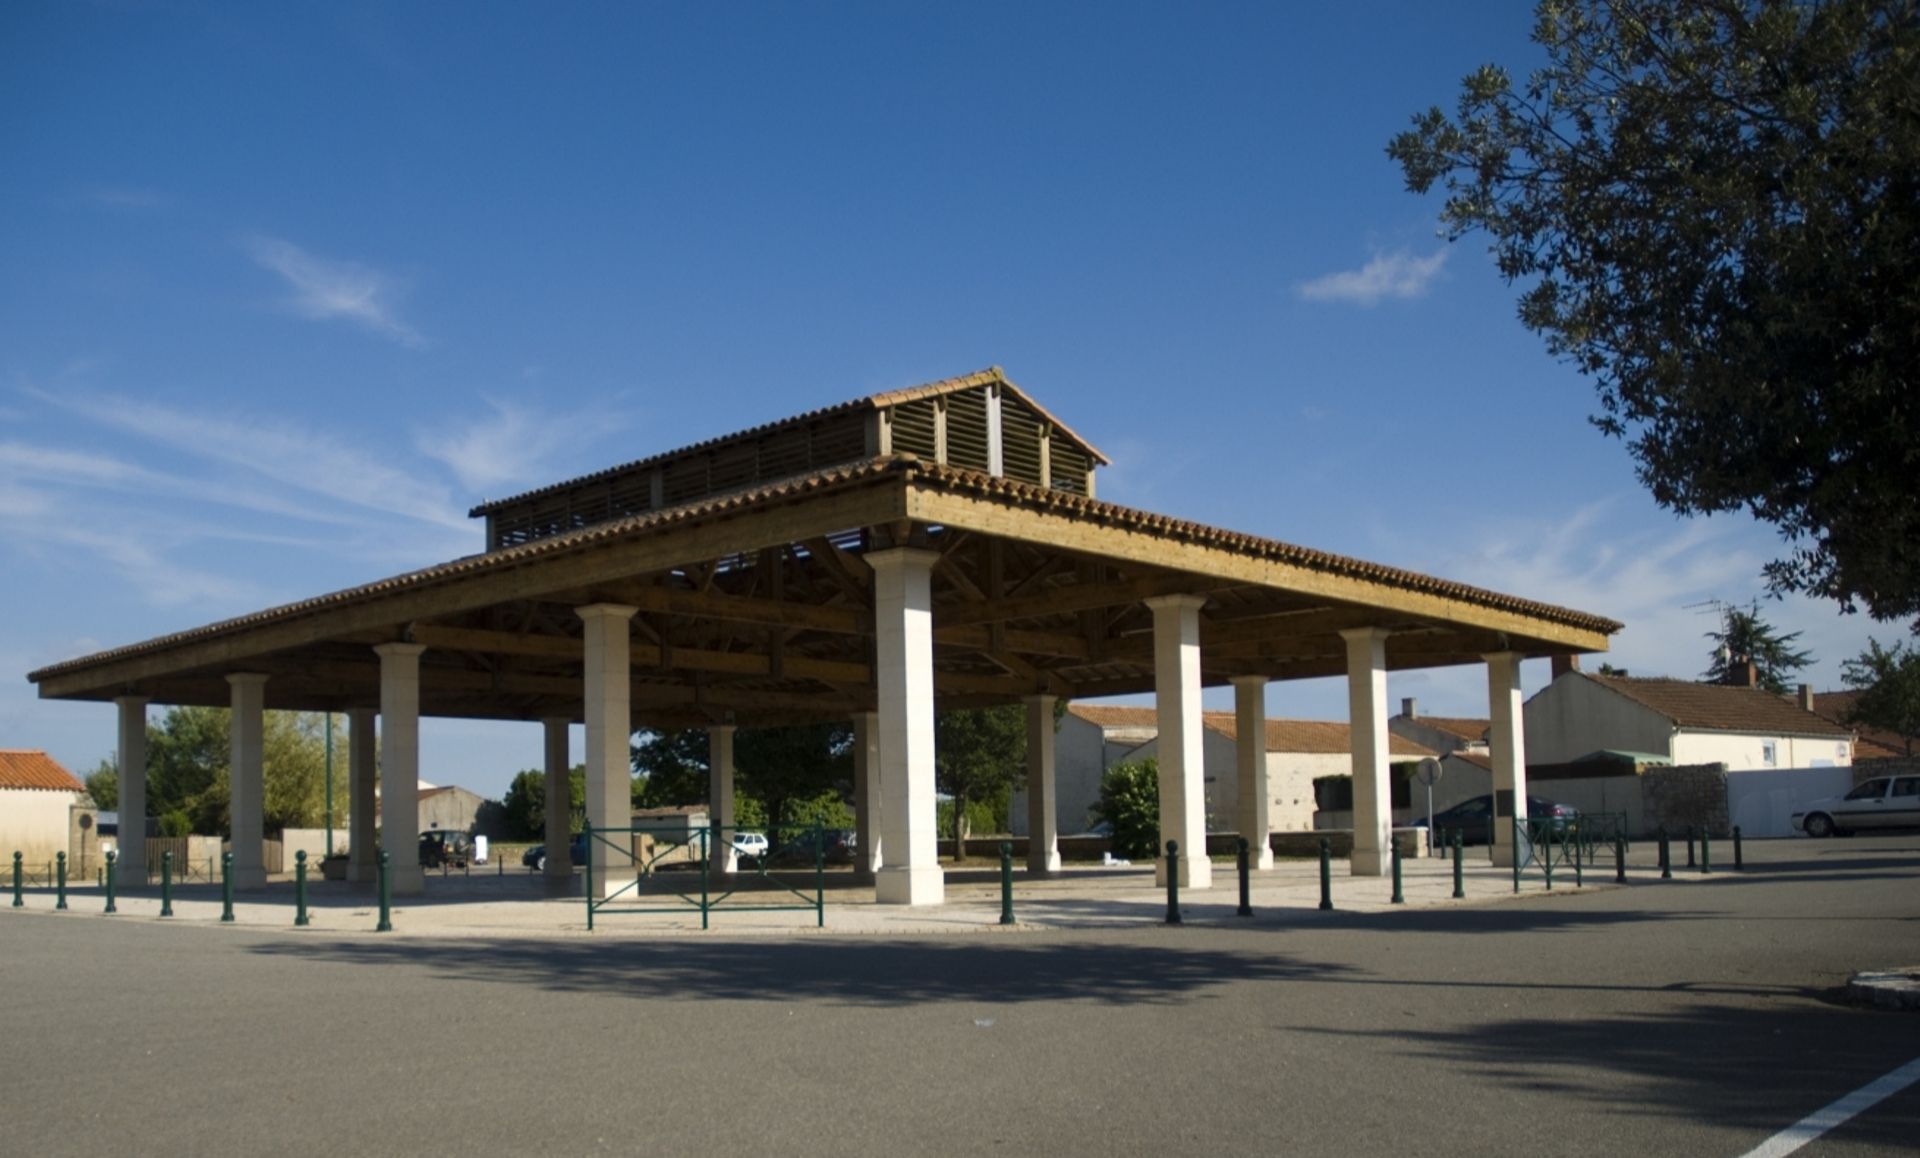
4,836,1916,1157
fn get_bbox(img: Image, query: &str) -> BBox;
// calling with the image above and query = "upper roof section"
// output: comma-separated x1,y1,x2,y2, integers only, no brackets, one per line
471,367,1111,551
0,749,84,793
1582,674,1853,738
1807,691,1912,758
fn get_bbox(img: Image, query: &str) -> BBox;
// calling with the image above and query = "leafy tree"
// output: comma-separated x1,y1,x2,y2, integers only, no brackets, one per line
140,706,342,834
1703,603,1813,692
499,765,587,840
84,758,118,811
630,722,852,843
1841,638,1920,755
1091,759,1160,860
935,706,1026,860
630,729,710,809
1390,0,1920,622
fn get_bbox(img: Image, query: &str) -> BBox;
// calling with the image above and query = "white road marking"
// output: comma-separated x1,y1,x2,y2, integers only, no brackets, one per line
1737,1054,1920,1158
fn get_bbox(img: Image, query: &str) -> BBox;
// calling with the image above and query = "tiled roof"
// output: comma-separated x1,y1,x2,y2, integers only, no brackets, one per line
1584,674,1853,738
470,366,1111,515
30,457,1619,686
1444,750,1493,771
1807,691,1912,759
0,750,85,793
1405,716,1489,743
1068,705,1435,757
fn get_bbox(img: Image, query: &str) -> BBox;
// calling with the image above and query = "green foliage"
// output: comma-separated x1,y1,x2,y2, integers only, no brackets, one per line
84,758,118,811
630,722,852,834
157,810,192,838
141,706,343,834
1092,758,1160,860
1390,0,1920,622
1703,603,1814,693
935,706,1026,856
630,729,710,808
1841,639,1920,755
499,765,586,840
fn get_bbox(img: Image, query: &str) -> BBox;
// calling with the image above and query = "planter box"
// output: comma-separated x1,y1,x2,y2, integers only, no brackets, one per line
319,857,349,881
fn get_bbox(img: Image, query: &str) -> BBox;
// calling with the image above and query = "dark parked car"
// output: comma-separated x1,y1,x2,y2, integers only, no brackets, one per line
1410,795,1579,845
419,830,473,869
521,833,588,872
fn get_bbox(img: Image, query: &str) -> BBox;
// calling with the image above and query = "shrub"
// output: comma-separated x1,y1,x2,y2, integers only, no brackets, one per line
1091,759,1160,860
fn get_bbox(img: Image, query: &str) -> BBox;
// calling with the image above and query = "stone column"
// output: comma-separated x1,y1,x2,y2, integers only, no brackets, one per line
708,724,738,874
1147,594,1211,889
346,708,377,884
225,673,269,890
1342,627,1392,876
114,696,149,887
578,603,637,900
1486,651,1529,867
851,711,880,883
1025,694,1061,875
1231,675,1274,871
542,716,573,884
869,547,943,905
374,643,427,896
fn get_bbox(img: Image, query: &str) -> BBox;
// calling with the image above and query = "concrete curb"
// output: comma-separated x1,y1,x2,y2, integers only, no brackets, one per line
1846,967,1920,1010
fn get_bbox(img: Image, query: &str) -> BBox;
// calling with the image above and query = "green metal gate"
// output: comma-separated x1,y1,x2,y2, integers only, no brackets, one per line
583,819,826,931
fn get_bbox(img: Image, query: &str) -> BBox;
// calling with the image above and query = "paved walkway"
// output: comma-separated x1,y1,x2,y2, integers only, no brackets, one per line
7,847,1723,938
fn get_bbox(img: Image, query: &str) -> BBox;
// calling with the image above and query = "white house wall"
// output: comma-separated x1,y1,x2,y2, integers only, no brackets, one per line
1011,714,1109,836
1524,676,1674,763
0,787,82,862
1670,732,1851,770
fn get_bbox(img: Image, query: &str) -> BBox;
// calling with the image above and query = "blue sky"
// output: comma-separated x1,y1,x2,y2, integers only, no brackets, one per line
1,2,1892,799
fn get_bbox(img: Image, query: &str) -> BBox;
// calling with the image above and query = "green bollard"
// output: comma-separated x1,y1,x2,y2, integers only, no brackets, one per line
1686,826,1696,869
160,851,174,917
220,851,234,923
56,851,68,910
1390,840,1404,905
1700,828,1712,874
999,842,1015,926
1318,837,1333,911
1164,840,1181,925
1574,831,1583,887
1236,837,1252,917
1734,825,1744,871
1614,835,1627,884
294,850,310,927
376,850,393,932
1451,830,1465,899
1659,828,1672,879
1542,825,1553,891
11,851,20,908
104,850,117,914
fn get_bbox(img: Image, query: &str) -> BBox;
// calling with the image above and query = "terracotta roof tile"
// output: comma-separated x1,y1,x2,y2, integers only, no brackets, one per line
1067,705,1434,756
0,750,85,793
1585,674,1853,738
1406,716,1489,743
1807,691,1912,759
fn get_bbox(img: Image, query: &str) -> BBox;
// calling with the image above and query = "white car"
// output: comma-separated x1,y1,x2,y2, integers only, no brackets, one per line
727,831,769,860
1793,774,1920,837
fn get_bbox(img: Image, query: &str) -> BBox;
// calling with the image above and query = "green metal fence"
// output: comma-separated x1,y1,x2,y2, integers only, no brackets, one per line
583,819,825,931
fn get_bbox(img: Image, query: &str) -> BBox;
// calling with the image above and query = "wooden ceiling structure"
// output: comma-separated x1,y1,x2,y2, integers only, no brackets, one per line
29,370,1620,723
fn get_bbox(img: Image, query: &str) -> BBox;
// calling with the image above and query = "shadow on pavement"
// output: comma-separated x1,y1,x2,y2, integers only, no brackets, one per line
245,934,1354,1007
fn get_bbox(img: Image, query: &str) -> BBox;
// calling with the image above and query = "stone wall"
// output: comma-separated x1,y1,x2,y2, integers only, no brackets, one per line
1641,763,1730,836
1855,756,1920,785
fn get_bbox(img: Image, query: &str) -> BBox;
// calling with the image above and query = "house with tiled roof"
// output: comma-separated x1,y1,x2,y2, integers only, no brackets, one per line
1389,697,1490,756
1802,690,1913,761
0,749,92,866
1525,672,1854,770
1011,703,1435,838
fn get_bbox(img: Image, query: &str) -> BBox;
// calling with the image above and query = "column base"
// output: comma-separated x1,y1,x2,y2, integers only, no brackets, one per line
1252,845,1275,872
389,864,426,896
1350,848,1388,876
543,863,575,885
230,865,268,891
1154,854,1214,889
875,864,944,905
1490,843,1519,868
116,861,147,888
346,858,377,885
1026,845,1061,876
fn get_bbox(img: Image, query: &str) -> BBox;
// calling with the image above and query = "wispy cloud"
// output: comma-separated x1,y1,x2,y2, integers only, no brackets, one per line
1297,248,1448,306
417,399,602,495
245,235,423,346
82,185,167,211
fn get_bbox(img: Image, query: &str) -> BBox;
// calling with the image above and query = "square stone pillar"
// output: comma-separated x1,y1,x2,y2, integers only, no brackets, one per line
1231,676,1274,871
578,603,637,900
346,708,377,884
374,643,427,896
1025,695,1061,875
870,547,943,906
851,711,880,883
708,724,738,874
1341,627,1392,876
1147,594,1211,889
1486,651,1529,867
225,673,269,890
542,716,574,884
114,696,149,887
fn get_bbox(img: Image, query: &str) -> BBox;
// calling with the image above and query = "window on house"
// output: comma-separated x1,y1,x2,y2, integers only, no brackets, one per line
1761,741,1777,767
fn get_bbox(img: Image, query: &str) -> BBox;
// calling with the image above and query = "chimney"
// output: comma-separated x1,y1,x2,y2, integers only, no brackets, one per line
1400,697,1418,719
1740,660,1759,688
1551,654,1581,681
1798,684,1815,712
